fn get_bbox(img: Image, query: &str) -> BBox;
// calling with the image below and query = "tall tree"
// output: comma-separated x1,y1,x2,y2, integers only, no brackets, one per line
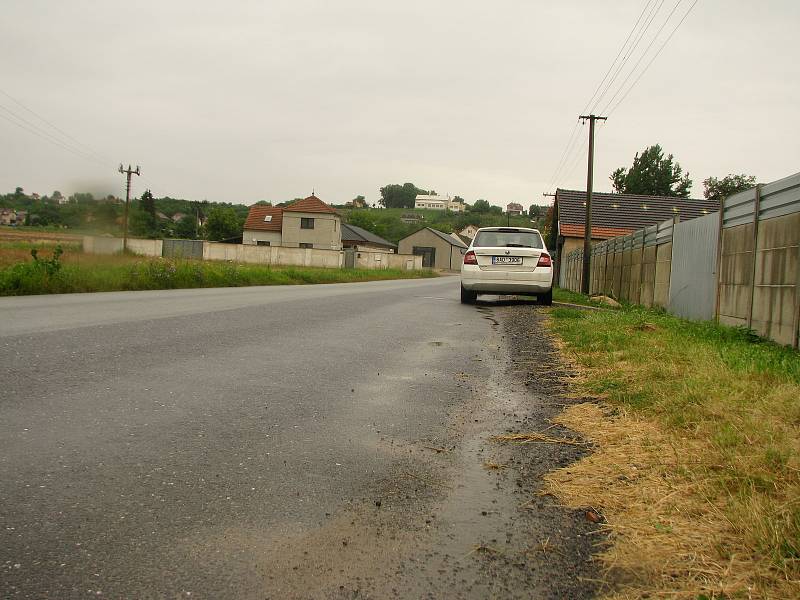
611,144,692,198
140,189,156,222
205,206,242,241
703,174,757,203
130,189,158,237
379,183,427,209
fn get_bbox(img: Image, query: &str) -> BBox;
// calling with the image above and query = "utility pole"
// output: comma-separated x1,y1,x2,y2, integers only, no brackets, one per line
118,164,140,252
578,115,606,295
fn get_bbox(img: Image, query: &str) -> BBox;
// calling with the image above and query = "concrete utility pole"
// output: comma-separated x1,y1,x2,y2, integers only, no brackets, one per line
118,164,141,252
578,115,606,295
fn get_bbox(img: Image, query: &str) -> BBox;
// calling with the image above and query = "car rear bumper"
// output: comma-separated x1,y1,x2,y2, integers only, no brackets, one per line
461,266,553,294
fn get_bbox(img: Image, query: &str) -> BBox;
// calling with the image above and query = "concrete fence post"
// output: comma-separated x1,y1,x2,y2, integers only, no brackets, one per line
714,208,725,323
794,231,800,349
747,184,763,330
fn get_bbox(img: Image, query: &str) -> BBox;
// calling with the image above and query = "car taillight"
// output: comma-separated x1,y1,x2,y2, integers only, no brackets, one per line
464,250,477,265
537,253,552,267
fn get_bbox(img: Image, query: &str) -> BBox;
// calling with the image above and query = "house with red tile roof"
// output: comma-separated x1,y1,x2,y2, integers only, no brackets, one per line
551,188,719,277
243,195,342,250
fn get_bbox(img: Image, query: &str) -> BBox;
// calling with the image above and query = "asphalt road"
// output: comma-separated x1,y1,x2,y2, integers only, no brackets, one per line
0,278,597,599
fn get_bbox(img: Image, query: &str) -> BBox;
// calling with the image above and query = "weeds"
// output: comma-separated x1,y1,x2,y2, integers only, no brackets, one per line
0,248,437,296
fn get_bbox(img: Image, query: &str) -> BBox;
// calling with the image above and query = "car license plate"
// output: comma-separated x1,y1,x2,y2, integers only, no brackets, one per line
492,256,522,265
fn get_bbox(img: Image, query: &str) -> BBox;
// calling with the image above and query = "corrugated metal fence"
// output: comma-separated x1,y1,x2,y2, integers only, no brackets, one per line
669,212,720,321
560,171,800,348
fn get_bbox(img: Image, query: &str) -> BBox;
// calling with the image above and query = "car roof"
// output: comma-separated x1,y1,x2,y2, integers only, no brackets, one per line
475,227,541,234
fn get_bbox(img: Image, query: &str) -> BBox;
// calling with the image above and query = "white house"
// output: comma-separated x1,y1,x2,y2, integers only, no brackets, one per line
414,194,465,212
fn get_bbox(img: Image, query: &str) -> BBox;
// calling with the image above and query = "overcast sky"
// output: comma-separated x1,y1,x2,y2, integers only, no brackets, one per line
1,0,798,208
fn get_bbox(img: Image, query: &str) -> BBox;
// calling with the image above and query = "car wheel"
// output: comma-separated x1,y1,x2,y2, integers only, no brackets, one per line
460,286,477,304
538,289,553,306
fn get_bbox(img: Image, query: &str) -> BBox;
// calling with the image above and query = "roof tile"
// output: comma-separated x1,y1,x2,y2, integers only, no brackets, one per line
284,195,338,214
556,189,718,233
244,206,283,231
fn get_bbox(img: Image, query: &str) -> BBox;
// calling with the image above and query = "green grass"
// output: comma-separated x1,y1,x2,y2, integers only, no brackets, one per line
552,287,605,307
0,249,437,296
549,303,800,592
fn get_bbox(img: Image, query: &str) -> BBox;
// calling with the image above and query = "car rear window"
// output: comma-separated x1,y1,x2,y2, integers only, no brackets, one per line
473,229,544,249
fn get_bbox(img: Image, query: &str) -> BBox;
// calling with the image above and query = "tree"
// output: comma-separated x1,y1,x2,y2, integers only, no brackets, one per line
611,144,692,198
471,199,491,213
528,204,546,219
94,203,119,228
140,190,156,223
347,210,377,232
703,174,757,204
130,189,158,237
379,183,428,209
205,206,242,241
173,216,200,239
70,192,95,204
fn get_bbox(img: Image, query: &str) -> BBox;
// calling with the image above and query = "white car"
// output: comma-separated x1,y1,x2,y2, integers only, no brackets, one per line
460,227,553,305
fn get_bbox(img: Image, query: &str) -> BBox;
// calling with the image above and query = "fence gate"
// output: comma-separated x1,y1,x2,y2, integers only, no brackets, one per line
668,212,719,321
162,239,204,259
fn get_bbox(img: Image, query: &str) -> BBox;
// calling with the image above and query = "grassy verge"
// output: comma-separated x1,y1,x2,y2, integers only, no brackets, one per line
0,246,436,295
546,303,800,599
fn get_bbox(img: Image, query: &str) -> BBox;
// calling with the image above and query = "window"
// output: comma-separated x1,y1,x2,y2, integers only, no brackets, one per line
473,229,543,249
256,240,270,246
300,243,313,249
301,218,314,229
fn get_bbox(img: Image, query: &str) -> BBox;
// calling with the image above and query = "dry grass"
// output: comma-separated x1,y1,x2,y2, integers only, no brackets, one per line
492,431,587,446
545,307,800,600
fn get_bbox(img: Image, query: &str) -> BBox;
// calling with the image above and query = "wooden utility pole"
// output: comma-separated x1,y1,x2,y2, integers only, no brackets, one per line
578,115,606,294
118,164,140,252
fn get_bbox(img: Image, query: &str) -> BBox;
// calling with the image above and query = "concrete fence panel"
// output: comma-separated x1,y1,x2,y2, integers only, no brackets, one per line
718,223,755,328
640,245,657,307
751,211,800,345
654,242,672,308
127,238,162,257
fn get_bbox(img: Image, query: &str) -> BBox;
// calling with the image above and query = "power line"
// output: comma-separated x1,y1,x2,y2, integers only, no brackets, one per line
545,119,582,192
581,0,656,115
0,88,108,164
0,91,171,200
599,0,689,116
590,0,665,115
0,108,108,167
545,0,662,193
606,0,700,116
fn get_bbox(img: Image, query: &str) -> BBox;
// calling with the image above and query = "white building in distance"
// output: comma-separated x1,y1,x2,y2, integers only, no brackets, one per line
414,194,465,212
